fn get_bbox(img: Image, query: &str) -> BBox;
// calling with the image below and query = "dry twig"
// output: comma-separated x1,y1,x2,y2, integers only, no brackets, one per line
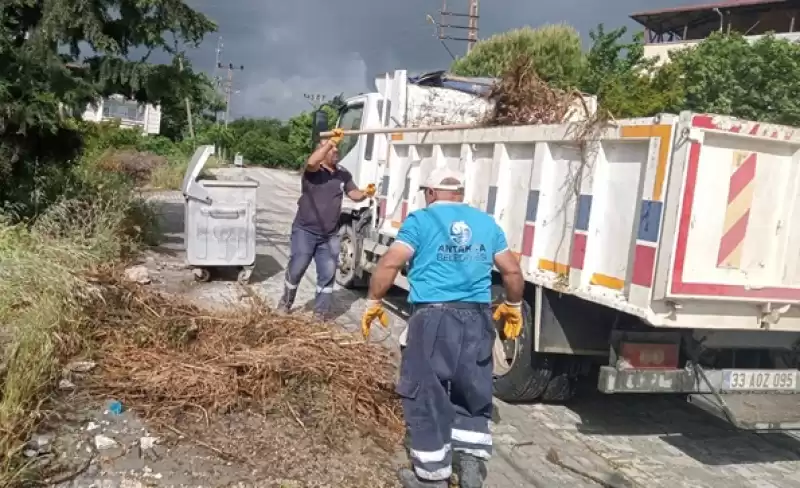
79,271,404,450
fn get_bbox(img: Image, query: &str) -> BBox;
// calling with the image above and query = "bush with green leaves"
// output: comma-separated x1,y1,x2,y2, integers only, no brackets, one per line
669,32,800,125
579,25,684,118
450,24,586,89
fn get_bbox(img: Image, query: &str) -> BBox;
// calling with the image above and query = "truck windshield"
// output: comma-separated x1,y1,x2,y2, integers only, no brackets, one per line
336,103,364,160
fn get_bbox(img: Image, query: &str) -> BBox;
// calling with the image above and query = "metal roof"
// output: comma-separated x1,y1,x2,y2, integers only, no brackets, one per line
632,0,785,18
631,0,792,33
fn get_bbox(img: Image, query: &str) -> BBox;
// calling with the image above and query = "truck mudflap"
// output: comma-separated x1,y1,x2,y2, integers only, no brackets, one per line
599,364,800,430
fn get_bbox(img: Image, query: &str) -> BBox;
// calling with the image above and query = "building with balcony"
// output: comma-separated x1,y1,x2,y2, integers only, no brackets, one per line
631,0,800,66
81,95,162,135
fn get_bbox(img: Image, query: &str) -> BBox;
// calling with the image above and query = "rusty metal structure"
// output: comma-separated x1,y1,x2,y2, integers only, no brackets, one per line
630,0,800,44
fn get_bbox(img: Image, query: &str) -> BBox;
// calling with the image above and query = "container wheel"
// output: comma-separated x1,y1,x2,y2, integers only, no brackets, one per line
237,268,253,285
336,222,367,289
193,268,211,282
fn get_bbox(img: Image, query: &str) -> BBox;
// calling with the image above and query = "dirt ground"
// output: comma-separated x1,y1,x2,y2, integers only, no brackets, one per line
28,191,406,488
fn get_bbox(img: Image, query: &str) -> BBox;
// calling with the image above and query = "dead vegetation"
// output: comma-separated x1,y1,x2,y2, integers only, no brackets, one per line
79,272,405,450
95,149,168,185
484,53,604,127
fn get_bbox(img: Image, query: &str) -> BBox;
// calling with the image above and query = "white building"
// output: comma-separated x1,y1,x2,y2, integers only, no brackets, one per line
630,0,800,66
81,95,162,135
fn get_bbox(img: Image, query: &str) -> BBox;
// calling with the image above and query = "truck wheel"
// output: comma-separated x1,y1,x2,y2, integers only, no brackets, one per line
336,222,367,289
540,359,577,402
491,286,553,402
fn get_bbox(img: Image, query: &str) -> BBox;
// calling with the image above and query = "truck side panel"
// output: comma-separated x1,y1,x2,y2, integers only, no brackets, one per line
379,123,660,305
372,114,800,332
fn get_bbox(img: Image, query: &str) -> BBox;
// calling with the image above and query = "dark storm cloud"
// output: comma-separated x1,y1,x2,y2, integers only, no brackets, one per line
184,0,709,120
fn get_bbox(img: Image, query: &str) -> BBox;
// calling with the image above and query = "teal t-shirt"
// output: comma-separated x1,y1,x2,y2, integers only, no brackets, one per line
395,202,509,304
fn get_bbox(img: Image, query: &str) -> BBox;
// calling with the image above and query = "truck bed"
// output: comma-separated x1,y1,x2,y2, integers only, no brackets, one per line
372,112,800,331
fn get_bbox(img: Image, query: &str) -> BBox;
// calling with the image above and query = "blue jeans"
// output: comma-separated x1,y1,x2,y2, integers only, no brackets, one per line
278,226,340,316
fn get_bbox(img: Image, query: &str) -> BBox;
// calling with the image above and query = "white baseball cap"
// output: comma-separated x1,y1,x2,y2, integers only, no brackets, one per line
422,168,465,191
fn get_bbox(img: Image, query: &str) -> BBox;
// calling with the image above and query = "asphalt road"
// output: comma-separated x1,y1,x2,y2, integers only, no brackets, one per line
217,166,800,488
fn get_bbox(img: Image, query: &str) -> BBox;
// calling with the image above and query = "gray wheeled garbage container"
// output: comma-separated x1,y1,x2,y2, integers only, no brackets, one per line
180,146,259,284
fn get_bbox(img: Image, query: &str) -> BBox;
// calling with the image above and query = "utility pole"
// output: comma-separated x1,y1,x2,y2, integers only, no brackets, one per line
212,37,224,124
467,0,479,53
177,55,194,140
303,93,327,110
438,0,479,55
218,62,244,127
212,36,223,89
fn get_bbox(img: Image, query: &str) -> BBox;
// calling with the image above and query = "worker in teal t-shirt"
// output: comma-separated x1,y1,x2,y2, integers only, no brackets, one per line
361,168,525,488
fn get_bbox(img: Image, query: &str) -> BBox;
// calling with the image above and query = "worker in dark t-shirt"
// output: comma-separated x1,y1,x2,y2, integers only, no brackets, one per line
278,128,376,319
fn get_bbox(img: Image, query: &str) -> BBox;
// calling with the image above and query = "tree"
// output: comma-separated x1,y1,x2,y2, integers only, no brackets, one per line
0,0,216,163
0,0,216,200
286,106,338,167
580,25,684,118
150,57,225,141
221,118,297,166
450,25,585,89
669,32,800,125
328,93,347,111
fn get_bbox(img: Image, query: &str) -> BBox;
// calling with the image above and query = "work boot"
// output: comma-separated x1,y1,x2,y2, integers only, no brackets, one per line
397,468,448,488
276,287,296,314
456,453,487,488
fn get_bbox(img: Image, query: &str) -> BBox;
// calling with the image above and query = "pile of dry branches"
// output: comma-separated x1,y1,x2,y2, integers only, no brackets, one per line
79,272,404,448
485,54,590,126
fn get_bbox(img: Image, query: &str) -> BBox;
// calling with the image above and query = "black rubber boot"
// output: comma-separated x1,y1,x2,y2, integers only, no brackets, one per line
456,453,487,488
397,468,449,488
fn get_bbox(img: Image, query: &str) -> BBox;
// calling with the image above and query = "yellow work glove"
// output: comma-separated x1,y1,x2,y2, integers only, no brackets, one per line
329,128,345,145
362,299,389,340
363,183,377,198
493,301,523,340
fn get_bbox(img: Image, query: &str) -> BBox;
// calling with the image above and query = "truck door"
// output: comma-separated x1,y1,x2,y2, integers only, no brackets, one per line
335,100,365,183
336,95,386,193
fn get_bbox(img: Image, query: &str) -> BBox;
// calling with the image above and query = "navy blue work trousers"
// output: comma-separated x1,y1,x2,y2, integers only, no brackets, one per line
395,303,495,482
278,225,340,315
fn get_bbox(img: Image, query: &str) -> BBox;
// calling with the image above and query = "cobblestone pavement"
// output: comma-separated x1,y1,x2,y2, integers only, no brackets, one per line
171,167,800,488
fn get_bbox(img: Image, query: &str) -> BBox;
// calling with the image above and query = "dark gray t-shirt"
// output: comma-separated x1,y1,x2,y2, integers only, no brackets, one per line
293,167,357,236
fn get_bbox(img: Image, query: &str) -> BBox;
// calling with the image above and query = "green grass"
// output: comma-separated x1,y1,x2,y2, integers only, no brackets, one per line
0,158,160,485
148,154,222,190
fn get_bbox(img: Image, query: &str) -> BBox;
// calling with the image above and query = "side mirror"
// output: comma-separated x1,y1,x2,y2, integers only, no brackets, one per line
311,110,329,150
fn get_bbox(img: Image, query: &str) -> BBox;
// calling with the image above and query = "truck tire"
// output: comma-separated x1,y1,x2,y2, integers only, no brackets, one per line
491,286,554,402
540,359,577,402
336,222,367,289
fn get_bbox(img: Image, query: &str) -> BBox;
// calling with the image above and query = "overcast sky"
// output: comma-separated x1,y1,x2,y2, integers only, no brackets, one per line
182,0,710,120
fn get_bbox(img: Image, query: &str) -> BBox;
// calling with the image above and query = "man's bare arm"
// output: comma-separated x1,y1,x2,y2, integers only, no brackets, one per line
494,250,524,303
305,141,335,172
347,189,368,202
367,243,413,301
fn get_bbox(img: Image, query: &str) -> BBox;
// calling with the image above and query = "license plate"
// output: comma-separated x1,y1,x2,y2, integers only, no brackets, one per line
724,370,799,391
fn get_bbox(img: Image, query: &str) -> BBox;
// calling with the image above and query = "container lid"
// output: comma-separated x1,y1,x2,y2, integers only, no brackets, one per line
181,145,216,202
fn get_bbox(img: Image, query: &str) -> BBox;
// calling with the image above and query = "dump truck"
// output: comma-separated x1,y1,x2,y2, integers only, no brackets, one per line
314,69,800,430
